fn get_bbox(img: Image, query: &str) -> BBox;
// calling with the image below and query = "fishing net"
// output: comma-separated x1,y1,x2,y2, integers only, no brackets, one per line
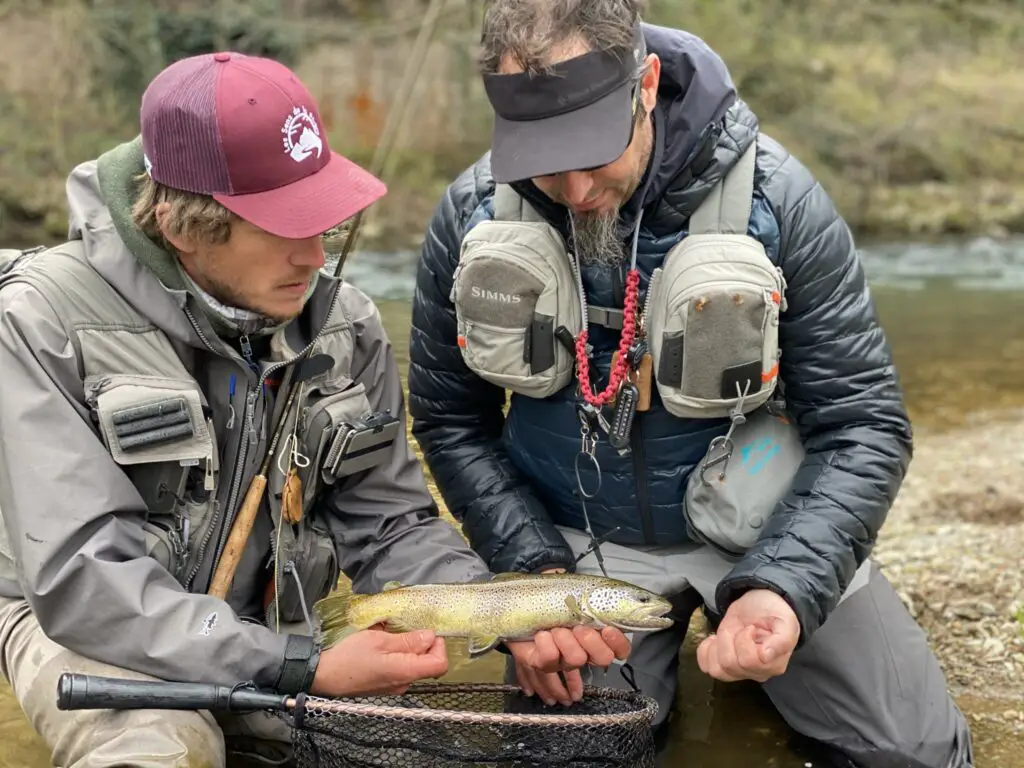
283,682,659,768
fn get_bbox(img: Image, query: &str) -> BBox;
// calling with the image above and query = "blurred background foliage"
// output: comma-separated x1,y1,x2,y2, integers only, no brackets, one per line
1,0,1022,248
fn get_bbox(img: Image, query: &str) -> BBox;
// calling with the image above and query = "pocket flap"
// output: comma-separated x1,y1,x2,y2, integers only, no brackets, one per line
91,376,214,467
295,383,396,506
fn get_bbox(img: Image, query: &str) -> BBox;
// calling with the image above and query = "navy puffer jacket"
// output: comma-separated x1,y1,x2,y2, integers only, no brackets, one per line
408,24,913,644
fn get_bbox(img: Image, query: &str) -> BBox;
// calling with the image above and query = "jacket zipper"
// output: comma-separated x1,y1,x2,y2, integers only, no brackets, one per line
184,292,340,592
630,414,655,545
635,270,656,544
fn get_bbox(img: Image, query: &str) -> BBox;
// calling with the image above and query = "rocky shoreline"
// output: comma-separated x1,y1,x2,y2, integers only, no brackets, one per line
870,411,1024,742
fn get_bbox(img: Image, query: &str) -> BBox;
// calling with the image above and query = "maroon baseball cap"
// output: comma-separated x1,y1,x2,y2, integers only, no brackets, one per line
139,51,385,240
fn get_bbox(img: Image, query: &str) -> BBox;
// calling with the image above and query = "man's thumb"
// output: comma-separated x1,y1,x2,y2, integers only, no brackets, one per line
760,633,795,663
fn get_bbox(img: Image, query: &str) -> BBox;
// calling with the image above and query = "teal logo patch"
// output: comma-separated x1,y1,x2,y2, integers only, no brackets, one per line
740,437,781,475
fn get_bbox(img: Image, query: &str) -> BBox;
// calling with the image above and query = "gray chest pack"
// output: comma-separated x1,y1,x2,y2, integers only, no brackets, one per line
0,243,398,625
450,142,807,558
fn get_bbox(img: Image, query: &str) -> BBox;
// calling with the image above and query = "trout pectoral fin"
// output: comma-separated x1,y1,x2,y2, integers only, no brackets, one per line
382,616,417,633
564,595,585,620
467,633,500,657
382,581,403,591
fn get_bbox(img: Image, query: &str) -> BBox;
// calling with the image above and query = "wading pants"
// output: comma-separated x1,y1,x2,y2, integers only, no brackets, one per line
505,525,975,768
0,597,296,768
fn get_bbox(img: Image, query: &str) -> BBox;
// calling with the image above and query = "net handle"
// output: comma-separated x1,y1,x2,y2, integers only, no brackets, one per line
56,673,290,714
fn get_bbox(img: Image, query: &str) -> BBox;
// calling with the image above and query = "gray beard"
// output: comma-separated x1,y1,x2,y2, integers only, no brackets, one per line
569,210,626,268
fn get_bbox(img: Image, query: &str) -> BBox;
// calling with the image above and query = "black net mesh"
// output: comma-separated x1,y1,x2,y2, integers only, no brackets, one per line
283,682,658,768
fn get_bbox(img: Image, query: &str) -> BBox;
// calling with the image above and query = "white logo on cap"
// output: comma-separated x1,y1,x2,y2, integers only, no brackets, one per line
281,106,323,163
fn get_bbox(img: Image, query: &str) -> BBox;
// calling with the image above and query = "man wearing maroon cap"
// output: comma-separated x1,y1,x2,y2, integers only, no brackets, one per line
0,52,607,767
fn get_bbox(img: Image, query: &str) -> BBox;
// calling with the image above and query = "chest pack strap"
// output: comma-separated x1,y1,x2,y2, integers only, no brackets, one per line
487,143,757,332
492,181,548,224
688,142,757,236
588,306,623,330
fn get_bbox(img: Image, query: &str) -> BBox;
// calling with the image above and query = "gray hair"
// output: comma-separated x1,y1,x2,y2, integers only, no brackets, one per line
478,0,646,75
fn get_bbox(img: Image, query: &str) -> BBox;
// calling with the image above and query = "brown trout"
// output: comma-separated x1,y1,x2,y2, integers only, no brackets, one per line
314,572,674,656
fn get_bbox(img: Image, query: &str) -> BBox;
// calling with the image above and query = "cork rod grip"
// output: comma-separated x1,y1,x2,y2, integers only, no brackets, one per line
207,473,268,601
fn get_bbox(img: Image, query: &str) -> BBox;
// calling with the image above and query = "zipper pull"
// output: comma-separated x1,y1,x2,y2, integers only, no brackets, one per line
207,419,220,476
259,382,267,442
239,333,261,376
449,263,462,303
246,389,259,445
240,334,254,364
775,267,788,312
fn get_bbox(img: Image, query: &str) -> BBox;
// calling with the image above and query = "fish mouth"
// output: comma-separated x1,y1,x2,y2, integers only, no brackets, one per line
608,605,675,631
613,615,675,631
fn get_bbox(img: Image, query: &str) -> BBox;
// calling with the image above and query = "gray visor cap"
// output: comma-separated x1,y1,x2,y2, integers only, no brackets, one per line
483,24,647,184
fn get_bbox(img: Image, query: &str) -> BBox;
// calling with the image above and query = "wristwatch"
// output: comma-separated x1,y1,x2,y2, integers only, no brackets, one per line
276,634,321,695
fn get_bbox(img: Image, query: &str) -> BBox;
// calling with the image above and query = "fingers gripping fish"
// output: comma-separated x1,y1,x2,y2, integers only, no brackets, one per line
314,572,674,657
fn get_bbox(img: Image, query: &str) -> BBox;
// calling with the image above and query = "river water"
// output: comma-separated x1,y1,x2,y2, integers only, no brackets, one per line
2,235,1023,767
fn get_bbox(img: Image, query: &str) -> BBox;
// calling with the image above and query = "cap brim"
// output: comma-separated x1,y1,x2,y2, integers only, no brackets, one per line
489,81,635,184
213,152,386,240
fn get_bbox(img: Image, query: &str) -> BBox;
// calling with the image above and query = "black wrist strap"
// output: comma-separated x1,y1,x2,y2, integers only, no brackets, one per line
276,634,320,695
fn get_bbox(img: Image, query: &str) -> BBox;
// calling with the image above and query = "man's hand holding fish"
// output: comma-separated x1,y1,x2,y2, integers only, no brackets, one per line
504,568,632,707
314,571,673,706
309,624,450,698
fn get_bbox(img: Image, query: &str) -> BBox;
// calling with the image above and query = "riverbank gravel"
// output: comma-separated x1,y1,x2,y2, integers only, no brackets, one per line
871,412,1024,735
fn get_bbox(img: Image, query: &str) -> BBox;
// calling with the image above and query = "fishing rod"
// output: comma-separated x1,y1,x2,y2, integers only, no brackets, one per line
55,672,652,728
207,2,447,600
207,353,335,601
330,0,448,277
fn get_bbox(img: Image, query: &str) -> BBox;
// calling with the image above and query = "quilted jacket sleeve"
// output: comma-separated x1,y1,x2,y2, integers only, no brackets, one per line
407,162,576,574
714,138,914,645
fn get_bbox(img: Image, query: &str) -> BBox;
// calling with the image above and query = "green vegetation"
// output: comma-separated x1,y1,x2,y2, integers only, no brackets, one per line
1,0,1022,250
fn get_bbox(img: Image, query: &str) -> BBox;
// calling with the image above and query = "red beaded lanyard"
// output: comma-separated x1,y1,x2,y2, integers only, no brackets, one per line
573,268,642,406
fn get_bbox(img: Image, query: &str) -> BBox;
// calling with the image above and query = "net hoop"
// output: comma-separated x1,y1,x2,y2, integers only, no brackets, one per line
291,682,659,729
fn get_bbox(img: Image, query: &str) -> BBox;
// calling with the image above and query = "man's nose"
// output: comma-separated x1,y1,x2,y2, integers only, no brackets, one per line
559,171,596,208
291,237,326,269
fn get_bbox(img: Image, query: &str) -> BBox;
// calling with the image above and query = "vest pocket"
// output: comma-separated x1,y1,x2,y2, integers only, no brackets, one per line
452,219,582,399
647,235,785,419
682,406,805,558
87,374,216,469
142,519,187,580
296,382,392,508
269,520,340,627
87,374,219,588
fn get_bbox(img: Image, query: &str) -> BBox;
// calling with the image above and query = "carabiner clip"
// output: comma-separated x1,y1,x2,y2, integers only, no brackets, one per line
699,435,734,485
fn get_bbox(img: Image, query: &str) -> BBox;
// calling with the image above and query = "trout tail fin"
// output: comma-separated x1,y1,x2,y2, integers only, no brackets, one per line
314,589,369,650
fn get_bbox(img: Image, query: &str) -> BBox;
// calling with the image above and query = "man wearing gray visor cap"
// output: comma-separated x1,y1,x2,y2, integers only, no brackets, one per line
484,20,649,183
409,2,974,767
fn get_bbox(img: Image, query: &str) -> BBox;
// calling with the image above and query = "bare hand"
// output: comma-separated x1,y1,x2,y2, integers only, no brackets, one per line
507,625,632,706
506,567,631,707
696,589,800,683
310,625,448,697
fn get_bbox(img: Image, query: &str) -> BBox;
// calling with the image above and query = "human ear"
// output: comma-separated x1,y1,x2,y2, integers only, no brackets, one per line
154,202,197,255
640,54,661,114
